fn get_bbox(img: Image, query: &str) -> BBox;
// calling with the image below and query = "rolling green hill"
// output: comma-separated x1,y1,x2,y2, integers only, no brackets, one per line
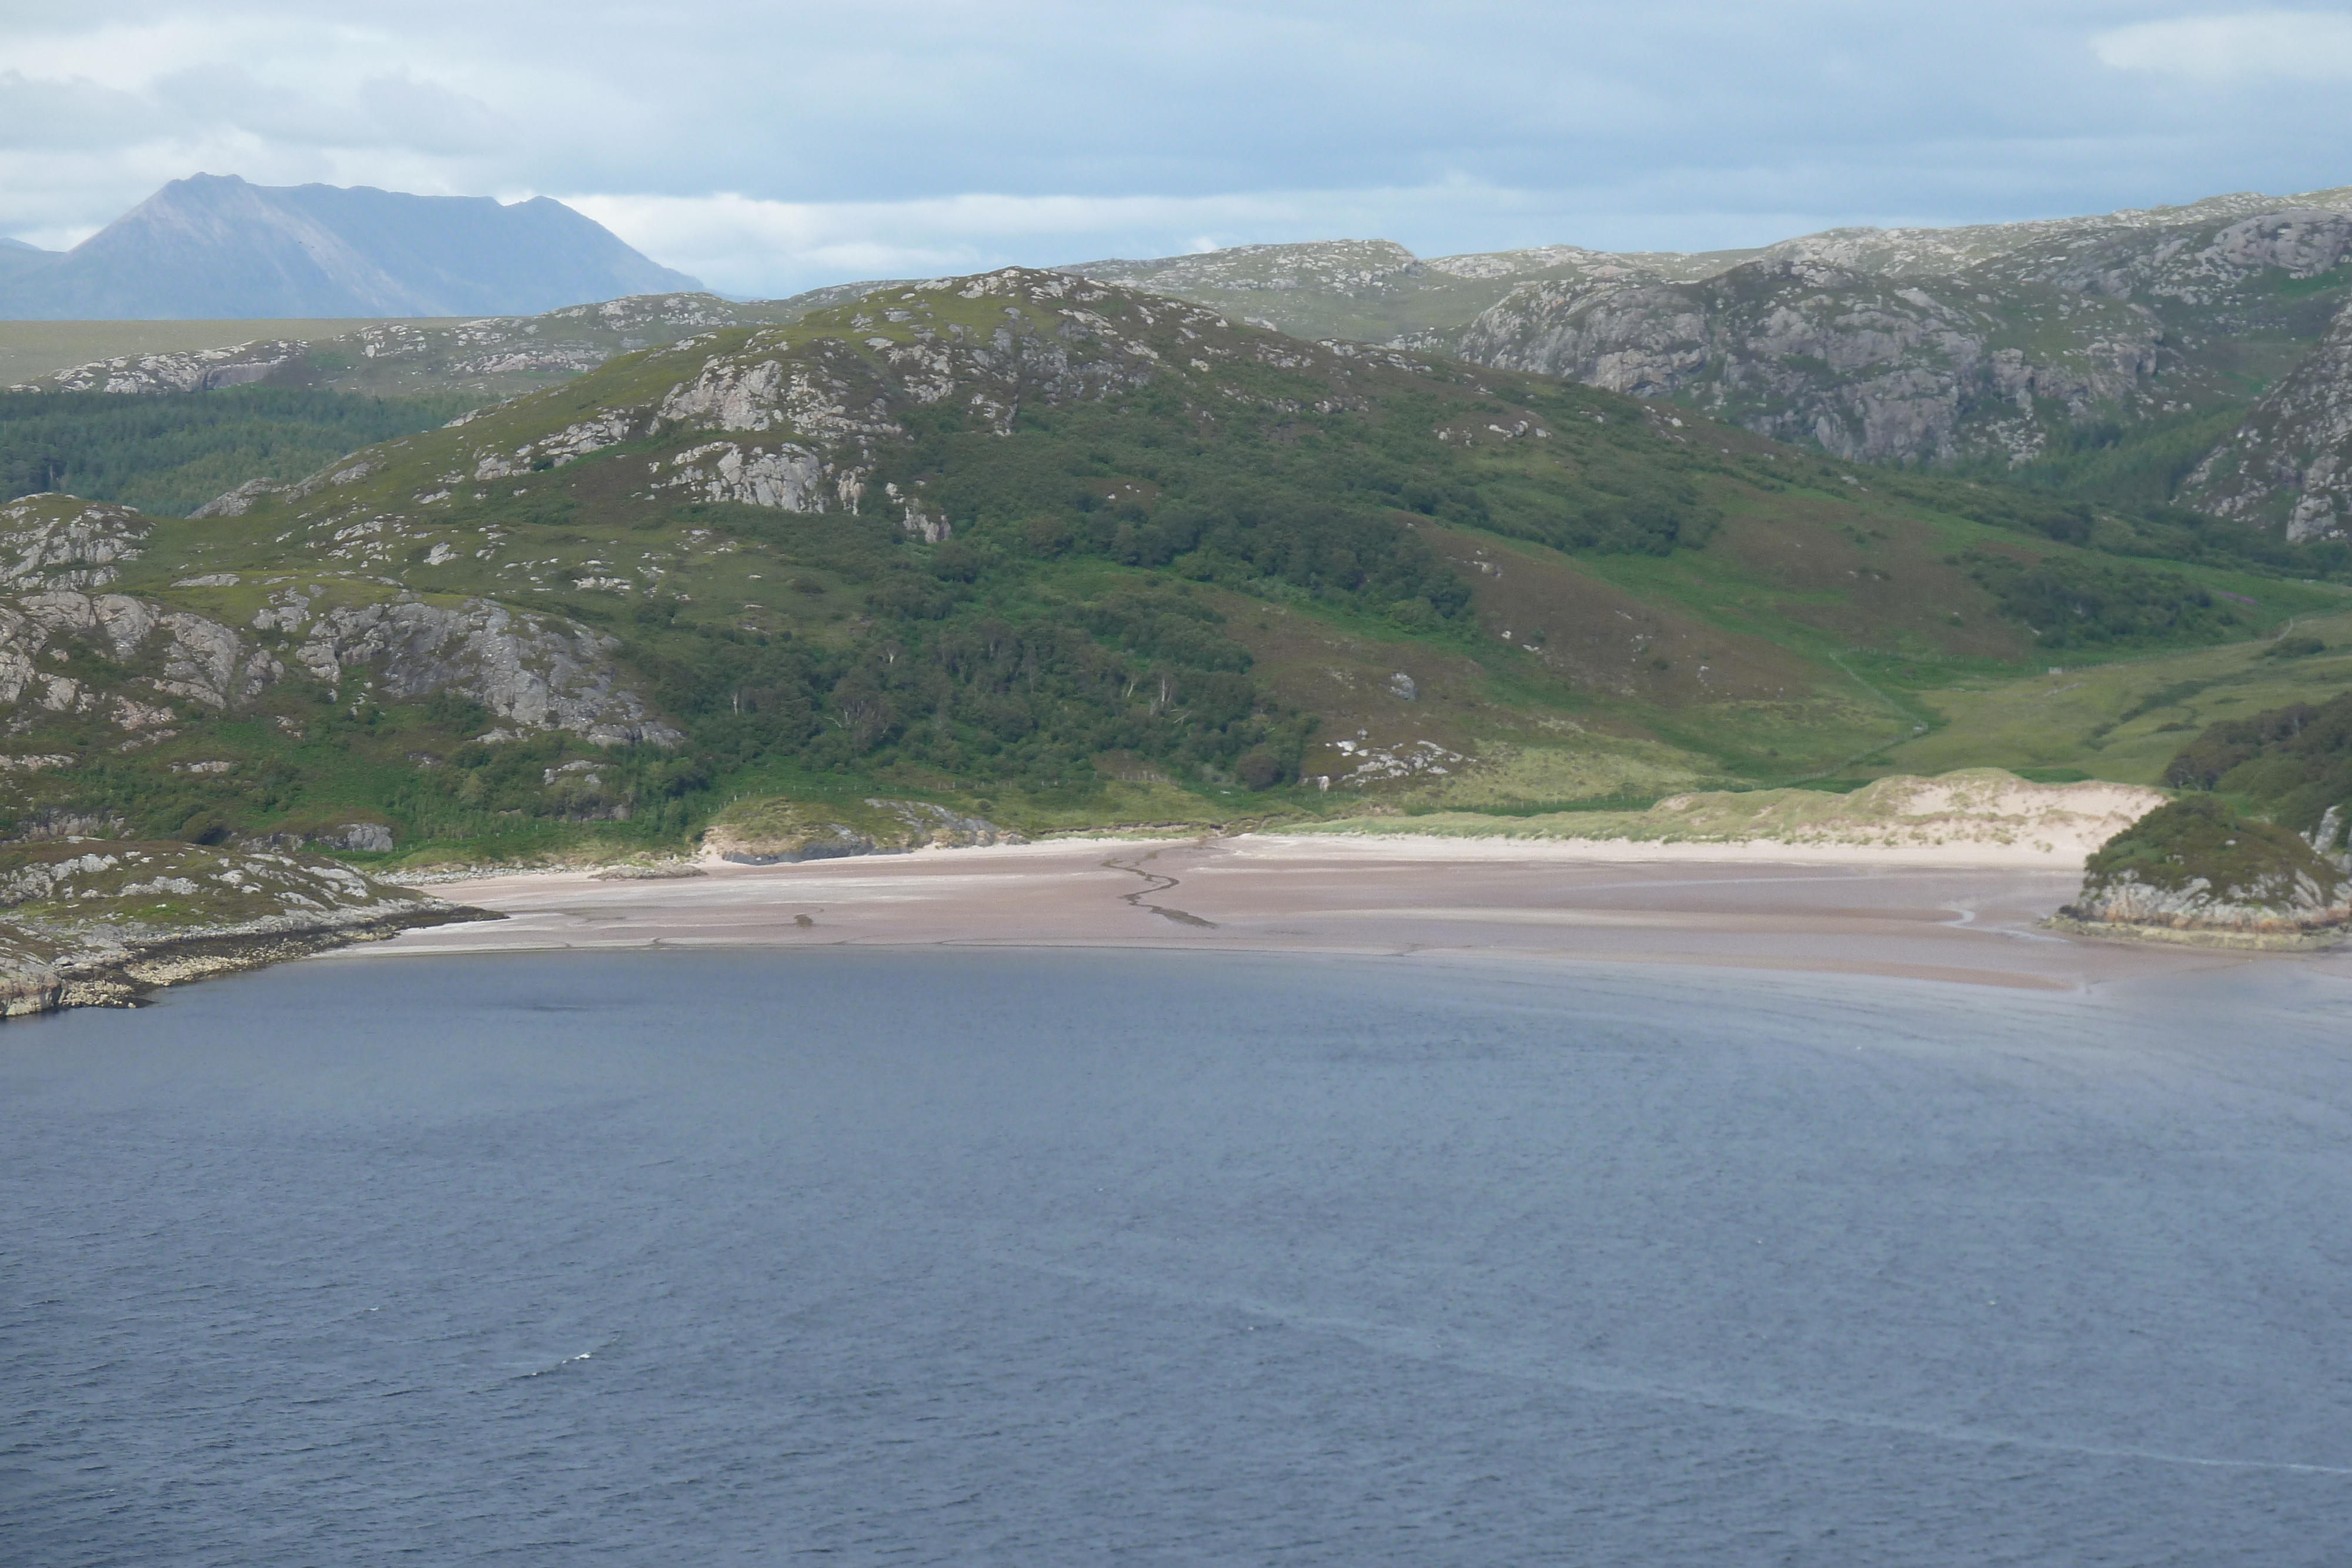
5,266,2343,867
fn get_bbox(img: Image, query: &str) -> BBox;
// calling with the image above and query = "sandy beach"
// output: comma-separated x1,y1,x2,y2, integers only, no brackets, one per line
345,834,2352,992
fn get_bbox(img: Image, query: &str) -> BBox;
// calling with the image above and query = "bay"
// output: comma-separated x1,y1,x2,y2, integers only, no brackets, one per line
6,947,2351,1565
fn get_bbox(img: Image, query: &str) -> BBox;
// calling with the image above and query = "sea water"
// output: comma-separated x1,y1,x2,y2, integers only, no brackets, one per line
5,947,2351,1565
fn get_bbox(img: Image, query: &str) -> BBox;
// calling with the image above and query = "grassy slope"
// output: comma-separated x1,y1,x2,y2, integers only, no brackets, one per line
1883,599,2352,785
27,274,2350,862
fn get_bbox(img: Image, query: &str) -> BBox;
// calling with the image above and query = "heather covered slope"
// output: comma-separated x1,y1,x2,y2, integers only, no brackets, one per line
1063,188,2352,528
1,266,2336,864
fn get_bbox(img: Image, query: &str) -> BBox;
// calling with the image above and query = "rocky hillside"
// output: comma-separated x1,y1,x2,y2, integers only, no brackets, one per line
1433,204,2352,476
1061,188,2352,527
0,175,702,320
2183,301,2352,539
1060,239,1762,346
1,265,2330,867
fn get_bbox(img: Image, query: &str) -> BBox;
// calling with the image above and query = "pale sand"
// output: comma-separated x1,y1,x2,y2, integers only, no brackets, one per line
340,834,2352,992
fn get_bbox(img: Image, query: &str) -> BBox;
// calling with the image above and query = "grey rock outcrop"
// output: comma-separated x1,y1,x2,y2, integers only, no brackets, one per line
0,838,495,1015
2184,300,2352,539
1057,188,2352,488
0,496,149,589
0,590,282,733
437,269,1212,530
258,590,681,747
2065,868,2348,932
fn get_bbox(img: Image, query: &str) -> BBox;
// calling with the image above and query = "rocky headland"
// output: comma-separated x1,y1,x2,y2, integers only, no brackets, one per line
2053,795,2350,948
0,838,497,1015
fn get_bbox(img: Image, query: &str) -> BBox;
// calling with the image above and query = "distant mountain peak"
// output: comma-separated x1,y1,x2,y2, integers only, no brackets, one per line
0,176,702,321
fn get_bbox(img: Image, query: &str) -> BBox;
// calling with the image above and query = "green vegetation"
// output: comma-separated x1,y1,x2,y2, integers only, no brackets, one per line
1952,407,2251,511
2076,794,2343,905
1957,548,2243,649
15,268,2352,865
2163,690,2352,846
0,387,479,515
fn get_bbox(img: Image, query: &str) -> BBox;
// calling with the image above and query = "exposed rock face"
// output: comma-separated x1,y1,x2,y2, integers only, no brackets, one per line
1427,217,2340,468
0,590,282,735
2185,300,2352,539
1059,190,2352,492
0,481,680,750
701,797,1024,864
0,572,674,748
191,478,288,519
0,496,149,589
2062,797,2348,937
256,589,682,747
417,269,1238,533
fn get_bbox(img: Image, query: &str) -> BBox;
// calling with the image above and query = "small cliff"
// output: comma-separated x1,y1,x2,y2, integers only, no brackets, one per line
2056,797,2349,947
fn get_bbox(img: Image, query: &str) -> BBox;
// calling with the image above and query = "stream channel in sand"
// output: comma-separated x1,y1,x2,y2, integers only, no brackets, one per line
346,835,2352,994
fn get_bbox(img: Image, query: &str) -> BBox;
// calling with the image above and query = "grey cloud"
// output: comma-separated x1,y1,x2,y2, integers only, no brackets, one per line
0,72,163,151
356,74,514,156
2,2,2350,285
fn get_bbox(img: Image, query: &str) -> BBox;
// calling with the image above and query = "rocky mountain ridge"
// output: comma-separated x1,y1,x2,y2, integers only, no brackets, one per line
0,175,703,320
1058,187,2352,529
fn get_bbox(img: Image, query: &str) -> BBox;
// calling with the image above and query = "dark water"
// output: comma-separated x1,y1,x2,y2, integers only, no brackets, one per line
7,948,2352,1566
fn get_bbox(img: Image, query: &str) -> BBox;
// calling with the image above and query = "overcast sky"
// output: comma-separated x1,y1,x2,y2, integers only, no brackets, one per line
3,2,2351,295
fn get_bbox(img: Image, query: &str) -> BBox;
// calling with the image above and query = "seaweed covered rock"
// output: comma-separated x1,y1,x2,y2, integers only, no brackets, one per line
2062,797,2348,937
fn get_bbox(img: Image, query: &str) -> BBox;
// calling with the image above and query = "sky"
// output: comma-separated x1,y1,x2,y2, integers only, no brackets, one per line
2,2,2351,297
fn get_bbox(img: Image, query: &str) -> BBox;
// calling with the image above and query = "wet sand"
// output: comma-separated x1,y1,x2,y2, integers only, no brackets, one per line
350,835,2352,992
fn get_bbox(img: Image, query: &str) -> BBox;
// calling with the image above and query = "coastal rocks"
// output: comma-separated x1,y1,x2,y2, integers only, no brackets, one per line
701,796,1024,864
2056,796,2349,945
266,592,681,747
0,838,498,1014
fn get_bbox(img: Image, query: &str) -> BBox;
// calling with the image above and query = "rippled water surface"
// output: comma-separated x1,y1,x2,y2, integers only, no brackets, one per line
8,948,2352,1565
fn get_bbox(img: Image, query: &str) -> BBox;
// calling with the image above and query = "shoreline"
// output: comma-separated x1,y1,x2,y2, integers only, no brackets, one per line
323,833,2352,994
5,905,497,1016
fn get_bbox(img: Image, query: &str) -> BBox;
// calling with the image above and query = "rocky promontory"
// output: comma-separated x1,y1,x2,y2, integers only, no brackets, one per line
0,839,497,1015
2054,797,2350,948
